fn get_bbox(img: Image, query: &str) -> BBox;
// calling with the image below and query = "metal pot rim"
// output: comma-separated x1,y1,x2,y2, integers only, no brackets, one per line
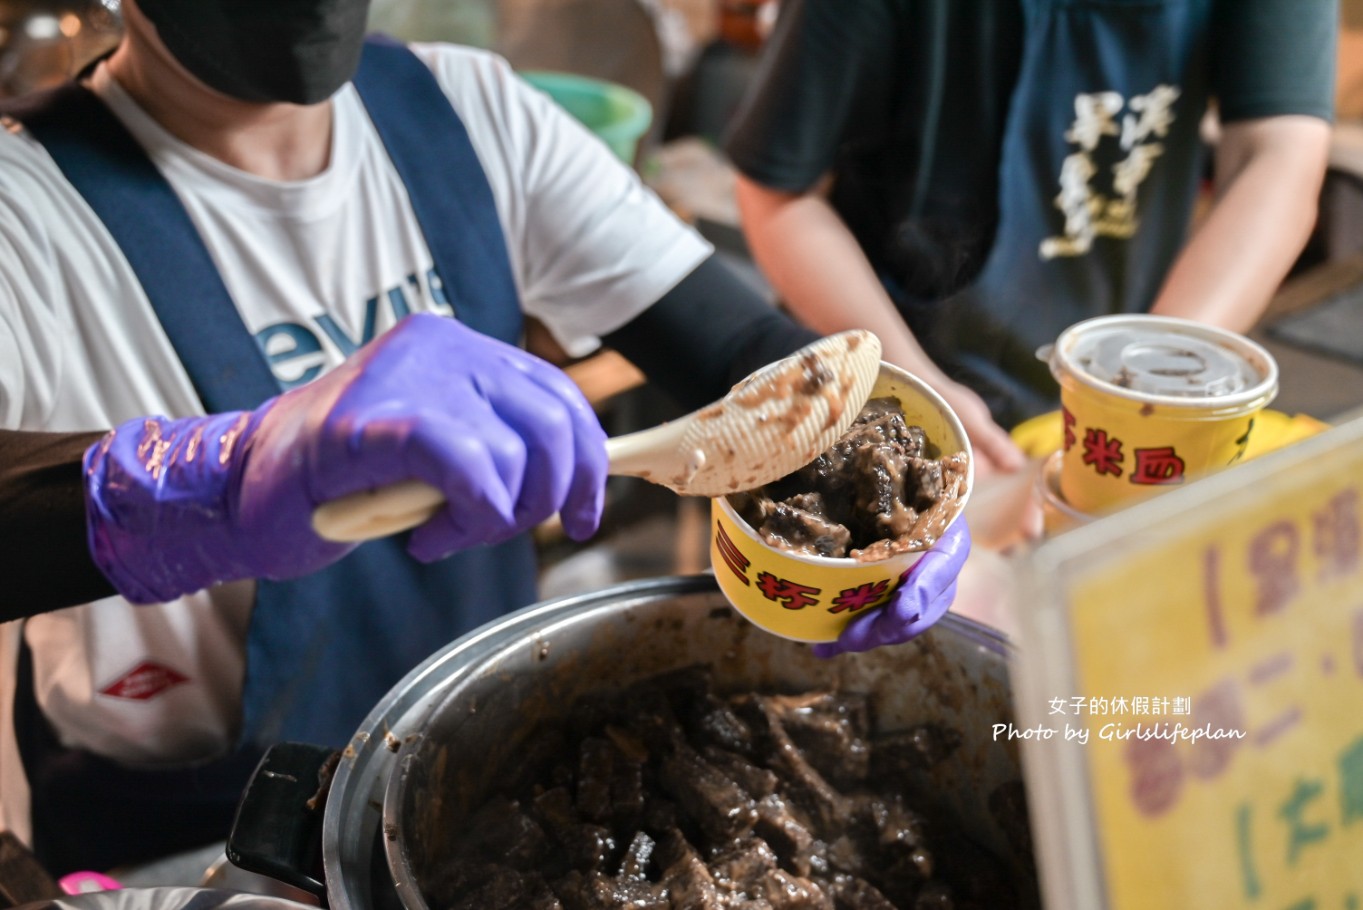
351,574,1017,910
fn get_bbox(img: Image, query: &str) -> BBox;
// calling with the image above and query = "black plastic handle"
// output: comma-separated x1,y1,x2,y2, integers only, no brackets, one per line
226,743,340,903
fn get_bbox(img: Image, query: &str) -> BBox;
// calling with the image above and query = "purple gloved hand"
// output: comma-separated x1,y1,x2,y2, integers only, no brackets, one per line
84,313,608,604
811,519,971,659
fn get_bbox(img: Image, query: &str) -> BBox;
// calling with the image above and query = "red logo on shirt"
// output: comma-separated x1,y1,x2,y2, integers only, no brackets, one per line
100,662,190,700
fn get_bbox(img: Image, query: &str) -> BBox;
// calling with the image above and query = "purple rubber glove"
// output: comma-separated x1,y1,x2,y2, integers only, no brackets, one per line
811,519,972,659
84,313,608,604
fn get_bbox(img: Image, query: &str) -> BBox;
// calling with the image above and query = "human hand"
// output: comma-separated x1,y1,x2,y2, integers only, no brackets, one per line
84,313,608,604
811,519,971,658
933,379,1027,479
964,459,1047,552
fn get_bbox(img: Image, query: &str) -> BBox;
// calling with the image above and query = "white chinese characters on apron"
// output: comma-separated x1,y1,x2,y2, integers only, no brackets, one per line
925,0,1213,428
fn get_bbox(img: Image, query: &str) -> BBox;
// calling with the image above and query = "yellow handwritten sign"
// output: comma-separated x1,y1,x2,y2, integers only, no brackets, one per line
1016,417,1363,909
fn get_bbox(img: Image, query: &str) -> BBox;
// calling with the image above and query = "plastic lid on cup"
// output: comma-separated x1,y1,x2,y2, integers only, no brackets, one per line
1049,315,1278,407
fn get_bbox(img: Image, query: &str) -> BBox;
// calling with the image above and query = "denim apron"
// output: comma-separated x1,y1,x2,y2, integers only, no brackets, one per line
917,0,1213,428
6,36,537,873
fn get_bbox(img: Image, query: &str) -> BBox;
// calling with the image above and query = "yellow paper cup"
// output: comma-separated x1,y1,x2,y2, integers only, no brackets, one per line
710,363,973,642
1047,315,1278,515
1036,451,1093,536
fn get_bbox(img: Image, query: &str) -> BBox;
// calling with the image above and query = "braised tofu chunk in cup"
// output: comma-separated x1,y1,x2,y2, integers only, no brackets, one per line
711,363,973,642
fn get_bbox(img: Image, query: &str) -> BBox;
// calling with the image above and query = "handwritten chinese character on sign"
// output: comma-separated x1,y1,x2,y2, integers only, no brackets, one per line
1250,521,1301,618
1279,778,1330,866
1339,736,1363,825
1205,495,1363,651
1248,651,1301,749
1188,678,1244,780
1125,736,1183,818
1235,734,1363,905
1314,489,1361,583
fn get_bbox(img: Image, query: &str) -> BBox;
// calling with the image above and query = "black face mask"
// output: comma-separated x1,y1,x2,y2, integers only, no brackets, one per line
135,0,371,104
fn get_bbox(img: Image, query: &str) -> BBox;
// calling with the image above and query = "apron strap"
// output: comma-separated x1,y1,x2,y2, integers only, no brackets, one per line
353,35,523,344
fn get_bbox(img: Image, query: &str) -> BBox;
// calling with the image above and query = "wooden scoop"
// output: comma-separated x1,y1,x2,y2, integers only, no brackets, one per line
311,329,883,543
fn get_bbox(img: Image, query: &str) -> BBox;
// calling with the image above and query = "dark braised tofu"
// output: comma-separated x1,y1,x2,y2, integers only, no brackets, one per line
758,498,854,558
449,867,562,910
427,667,1021,910
905,457,945,513
738,397,968,562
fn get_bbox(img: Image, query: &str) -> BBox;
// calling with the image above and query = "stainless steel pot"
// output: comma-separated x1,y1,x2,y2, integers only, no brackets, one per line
230,575,1038,909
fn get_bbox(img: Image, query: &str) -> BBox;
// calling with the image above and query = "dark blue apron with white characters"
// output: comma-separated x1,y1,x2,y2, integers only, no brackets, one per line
6,36,537,873
918,0,1213,429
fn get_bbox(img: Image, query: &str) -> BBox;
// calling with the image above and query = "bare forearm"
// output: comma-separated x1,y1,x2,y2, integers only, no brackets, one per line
734,175,952,386
734,174,1026,474
1152,116,1330,332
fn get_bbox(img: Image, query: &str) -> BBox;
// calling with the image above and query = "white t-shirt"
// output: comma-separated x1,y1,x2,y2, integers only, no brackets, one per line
0,42,710,841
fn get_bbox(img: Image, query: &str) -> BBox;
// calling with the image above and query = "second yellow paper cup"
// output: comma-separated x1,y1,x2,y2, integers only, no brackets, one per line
1047,314,1278,515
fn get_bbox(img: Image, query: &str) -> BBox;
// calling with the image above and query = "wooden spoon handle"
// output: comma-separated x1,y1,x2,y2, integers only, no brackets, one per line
311,425,692,543
312,479,445,542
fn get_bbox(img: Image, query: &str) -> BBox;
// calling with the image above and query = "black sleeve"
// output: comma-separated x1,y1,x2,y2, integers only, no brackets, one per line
602,253,820,412
1212,0,1337,123
0,429,116,618
723,0,900,191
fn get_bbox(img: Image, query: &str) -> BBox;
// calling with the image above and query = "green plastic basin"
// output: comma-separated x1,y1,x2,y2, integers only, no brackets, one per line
519,70,653,164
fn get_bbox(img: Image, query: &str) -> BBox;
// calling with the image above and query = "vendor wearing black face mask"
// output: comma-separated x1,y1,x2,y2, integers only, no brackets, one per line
0,0,972,876
136,0,370,104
